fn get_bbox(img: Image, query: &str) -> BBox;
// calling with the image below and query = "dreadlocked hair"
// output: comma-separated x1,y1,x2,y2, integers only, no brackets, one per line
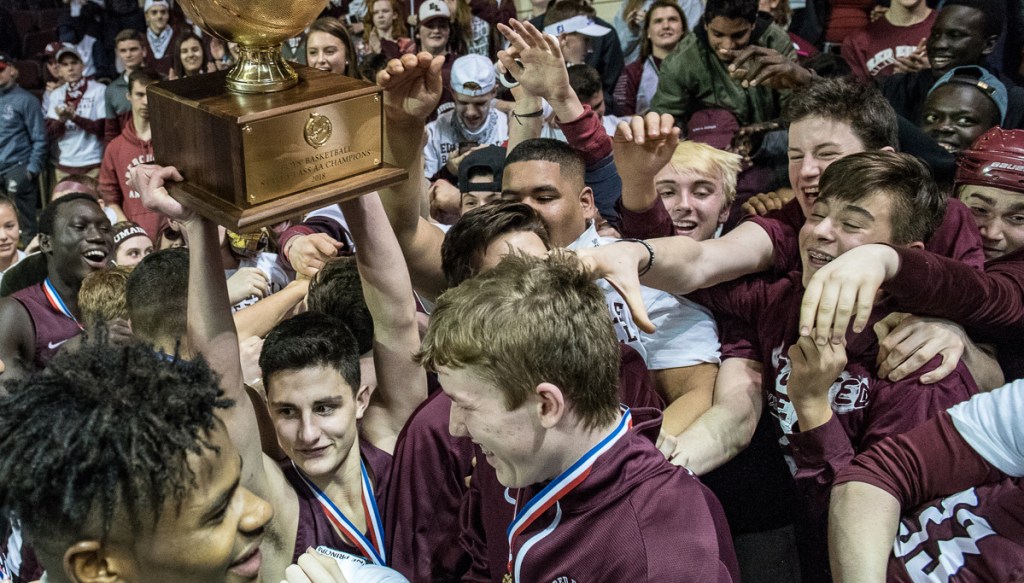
0,332,232,560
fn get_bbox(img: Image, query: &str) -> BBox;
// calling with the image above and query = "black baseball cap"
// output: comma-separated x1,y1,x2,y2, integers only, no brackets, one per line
458,145,506,194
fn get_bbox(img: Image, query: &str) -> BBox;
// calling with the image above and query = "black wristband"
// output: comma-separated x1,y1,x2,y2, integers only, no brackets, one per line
617,238,654,276
511,108,544,125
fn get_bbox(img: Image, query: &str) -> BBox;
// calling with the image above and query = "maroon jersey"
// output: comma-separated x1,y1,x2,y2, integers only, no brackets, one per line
385,344,661,581
691,273,978,517
283,440,392,564
746,197,986,273
840,11,937,82
885,245,1024,381
837,412,1024,581
462,408,737,583
11,283,82,370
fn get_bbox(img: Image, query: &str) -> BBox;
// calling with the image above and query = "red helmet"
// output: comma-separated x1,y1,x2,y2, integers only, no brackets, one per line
956,127,1024,194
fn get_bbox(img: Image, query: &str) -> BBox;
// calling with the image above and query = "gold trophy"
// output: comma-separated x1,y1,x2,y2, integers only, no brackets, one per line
147,0,406,231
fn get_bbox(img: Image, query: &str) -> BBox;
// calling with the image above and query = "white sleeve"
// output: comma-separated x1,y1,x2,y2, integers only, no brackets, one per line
948,379,1024,477
422,122,442,179
638,289,721,370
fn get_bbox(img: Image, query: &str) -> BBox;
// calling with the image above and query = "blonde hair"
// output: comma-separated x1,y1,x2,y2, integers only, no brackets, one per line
79,266,133,328
668,140,742,205
415,251,619,429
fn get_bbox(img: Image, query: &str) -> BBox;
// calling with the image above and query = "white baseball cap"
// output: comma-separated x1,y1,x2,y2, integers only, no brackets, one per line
418,0,451,24
544,15,611,37
450,54,496,96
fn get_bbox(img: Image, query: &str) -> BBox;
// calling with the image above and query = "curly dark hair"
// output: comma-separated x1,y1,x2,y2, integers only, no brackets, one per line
0,334,232,563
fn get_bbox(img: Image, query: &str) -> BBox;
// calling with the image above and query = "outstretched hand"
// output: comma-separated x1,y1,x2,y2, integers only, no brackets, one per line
726,45,813,89
129,164,194,224
799,244,900,346
377,52,445,125
575,243,656,333
496,19,573,104
612,112,680,181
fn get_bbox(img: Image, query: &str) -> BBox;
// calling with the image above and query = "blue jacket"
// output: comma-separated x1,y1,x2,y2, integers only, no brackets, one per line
0,83,48,175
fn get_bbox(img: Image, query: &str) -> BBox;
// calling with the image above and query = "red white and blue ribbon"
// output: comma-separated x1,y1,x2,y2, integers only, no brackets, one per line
505,407,632,577
291,460,387,566
43,277,83,330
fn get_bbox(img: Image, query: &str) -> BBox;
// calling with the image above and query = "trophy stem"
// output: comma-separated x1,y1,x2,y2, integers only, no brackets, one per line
226,44,299,93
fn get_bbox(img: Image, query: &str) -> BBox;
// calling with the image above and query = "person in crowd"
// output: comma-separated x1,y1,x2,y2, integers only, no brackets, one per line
650,0,804,132
840,0,934,83
0,338,276,583
423,54,509,181
684,152,982,579
444,0,490,57
0,52,47,245
543,1,623,111
307,17,361,78
613,0,700,64
577,63,617,128
169,31,213,79
919,65,1006,155
130,161,425,577
40,42,67,116
0,194,112,378
100,68,162,240
141,0,179,77
416,250,739,581
45,46,107,182
414,0,459,110
620,136,741,242
77,263,132,329
429,144,508,225
457,144,504,216
881,0,1024,130
796,126,1024,383
105,29,148,143
361,0,414,59
830,380,1024,581
112,220,154,266
0,198,24,289
613,0,688,117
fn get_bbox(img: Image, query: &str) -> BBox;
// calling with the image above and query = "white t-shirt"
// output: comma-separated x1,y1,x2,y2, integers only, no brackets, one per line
226,252,290,312
0,249,27,290
949,379,1024,477
568,223,721,369
423,105,509,179
46,80,107,167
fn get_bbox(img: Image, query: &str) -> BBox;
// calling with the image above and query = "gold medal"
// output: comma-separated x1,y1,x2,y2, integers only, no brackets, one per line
503,574,513,583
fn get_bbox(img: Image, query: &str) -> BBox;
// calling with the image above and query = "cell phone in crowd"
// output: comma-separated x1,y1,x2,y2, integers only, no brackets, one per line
346,13,361,25
459,141,479,154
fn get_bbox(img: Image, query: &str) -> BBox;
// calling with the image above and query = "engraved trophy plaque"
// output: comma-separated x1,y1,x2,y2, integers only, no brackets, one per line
148,0,406,230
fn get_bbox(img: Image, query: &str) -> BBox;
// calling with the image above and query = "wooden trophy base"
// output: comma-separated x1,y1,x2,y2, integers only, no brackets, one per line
149,65,407,231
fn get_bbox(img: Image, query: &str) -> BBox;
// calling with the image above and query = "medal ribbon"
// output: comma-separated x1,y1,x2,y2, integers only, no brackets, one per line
43,278,83,330
290,459,387,566
505,408,632,579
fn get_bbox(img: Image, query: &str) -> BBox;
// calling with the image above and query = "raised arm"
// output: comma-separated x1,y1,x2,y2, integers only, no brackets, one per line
132,165,273,496
377,52,449,302
339,193,427,453
665,357,764,475
576,223,775,330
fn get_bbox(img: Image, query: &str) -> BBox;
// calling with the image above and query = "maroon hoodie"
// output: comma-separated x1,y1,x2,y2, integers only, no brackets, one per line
99,116,162,240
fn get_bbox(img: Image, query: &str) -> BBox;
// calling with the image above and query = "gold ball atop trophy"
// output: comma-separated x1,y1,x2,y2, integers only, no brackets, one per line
177,0,326,93
148,0,407,230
